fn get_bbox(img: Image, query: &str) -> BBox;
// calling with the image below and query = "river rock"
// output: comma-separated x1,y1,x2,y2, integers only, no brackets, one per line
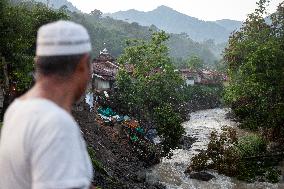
180,135,197,150
189,171,216,181
133,171,146,182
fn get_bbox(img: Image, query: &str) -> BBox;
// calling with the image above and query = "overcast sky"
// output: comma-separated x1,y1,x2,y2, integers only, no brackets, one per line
68,0,283,21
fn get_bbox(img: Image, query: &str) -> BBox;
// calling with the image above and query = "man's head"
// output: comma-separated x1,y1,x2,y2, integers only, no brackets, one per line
35,20,92,101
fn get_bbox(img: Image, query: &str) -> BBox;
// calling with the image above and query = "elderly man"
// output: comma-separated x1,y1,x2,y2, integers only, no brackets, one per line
0,21,95,189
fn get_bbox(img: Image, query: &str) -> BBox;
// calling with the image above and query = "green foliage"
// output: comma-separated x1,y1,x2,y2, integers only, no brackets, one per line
237,134,266,157
265,167,280,183
189,128,239,176
1,0,221,93
153,104,184,153
190,151,209,172
214,59,228,73
115,32,185,153
186,55,204,70
189,128,281,183
108,6,239,43
69,11,219,65
0,0,68,91
184,85,223,101
87,147,108,175
224,0,284,131
167,33,218,66
184,85,224,110
90,9,102,18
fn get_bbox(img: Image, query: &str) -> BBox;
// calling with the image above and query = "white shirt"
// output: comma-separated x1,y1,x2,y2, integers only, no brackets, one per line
0,98,93,189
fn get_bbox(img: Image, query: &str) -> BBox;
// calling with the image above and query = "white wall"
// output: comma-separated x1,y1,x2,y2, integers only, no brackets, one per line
186,79,195,86
95,79,110,90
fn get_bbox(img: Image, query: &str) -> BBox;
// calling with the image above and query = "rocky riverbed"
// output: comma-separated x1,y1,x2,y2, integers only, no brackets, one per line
146,108,284,189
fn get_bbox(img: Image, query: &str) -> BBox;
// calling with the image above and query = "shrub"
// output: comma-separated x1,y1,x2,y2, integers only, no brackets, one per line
224,0,284,131
153,104,185,154
115,32,185,154
184,84,224,111
188,128,281,183
237,134,266,157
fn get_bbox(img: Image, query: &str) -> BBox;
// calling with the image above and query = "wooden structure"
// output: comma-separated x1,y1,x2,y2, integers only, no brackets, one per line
179,68,227,86
92,48,119,91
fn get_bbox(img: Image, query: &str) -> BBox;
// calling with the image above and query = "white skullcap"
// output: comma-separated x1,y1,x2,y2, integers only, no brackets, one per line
36,20,91,56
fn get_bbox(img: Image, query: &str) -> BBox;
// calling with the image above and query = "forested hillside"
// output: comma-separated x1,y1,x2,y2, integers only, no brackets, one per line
106,5,242,43
77,13,218,65
23,0,79,12
29,0,221,66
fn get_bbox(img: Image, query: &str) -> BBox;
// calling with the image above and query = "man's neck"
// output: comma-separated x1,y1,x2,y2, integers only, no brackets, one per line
21,78,76,113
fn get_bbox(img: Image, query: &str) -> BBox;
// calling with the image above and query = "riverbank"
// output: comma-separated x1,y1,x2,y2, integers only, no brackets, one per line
73,108,166,189
72,87,224,188
146,108,284,189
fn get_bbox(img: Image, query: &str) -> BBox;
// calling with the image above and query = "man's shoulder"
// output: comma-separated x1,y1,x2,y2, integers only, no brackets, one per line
5,98,78,132
34,99,78,132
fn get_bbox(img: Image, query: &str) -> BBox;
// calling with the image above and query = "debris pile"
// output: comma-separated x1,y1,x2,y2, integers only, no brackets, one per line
73,104,164,189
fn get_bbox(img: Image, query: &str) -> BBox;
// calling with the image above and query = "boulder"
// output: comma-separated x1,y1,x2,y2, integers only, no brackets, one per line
189,171,215,181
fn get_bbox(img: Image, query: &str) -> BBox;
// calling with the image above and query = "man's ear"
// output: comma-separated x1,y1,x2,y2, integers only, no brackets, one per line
34,57,38,64
75,54,90,74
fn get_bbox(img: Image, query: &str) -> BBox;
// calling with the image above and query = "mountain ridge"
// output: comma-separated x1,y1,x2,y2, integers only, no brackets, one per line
29,0,80,12
24,1,224,64
105,5,242,43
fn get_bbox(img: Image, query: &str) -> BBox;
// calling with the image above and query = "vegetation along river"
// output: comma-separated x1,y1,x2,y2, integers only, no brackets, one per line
146,108,284,189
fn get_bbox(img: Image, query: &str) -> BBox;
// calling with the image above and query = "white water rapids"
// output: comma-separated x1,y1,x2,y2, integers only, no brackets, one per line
146,108,284,189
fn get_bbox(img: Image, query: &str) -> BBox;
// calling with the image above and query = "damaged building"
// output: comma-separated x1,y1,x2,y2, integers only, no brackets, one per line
179,68,227,86
92,48,119,92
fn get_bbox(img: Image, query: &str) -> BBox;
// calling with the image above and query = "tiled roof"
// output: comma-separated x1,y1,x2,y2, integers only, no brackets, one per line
93,53,115,63
93,61,118,81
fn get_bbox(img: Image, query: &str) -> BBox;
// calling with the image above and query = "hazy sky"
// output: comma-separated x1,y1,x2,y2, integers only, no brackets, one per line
68,0,283,21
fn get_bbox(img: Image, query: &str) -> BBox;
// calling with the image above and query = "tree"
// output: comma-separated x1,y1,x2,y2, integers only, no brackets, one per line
90,9,102,18
186,55,204,70
115,31,185,153
224,0,284,132
0,1,68,120
59,5,70,13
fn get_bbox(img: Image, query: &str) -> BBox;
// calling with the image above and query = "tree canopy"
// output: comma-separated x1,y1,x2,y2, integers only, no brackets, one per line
0,0,68,91
115,32,185,153
0,0,68,120
224,0,284,131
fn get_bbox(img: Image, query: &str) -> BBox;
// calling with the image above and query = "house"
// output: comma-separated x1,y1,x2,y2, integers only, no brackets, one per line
92,48,119,91
179,69,227,86
199,70,227,85
179,69,201,86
